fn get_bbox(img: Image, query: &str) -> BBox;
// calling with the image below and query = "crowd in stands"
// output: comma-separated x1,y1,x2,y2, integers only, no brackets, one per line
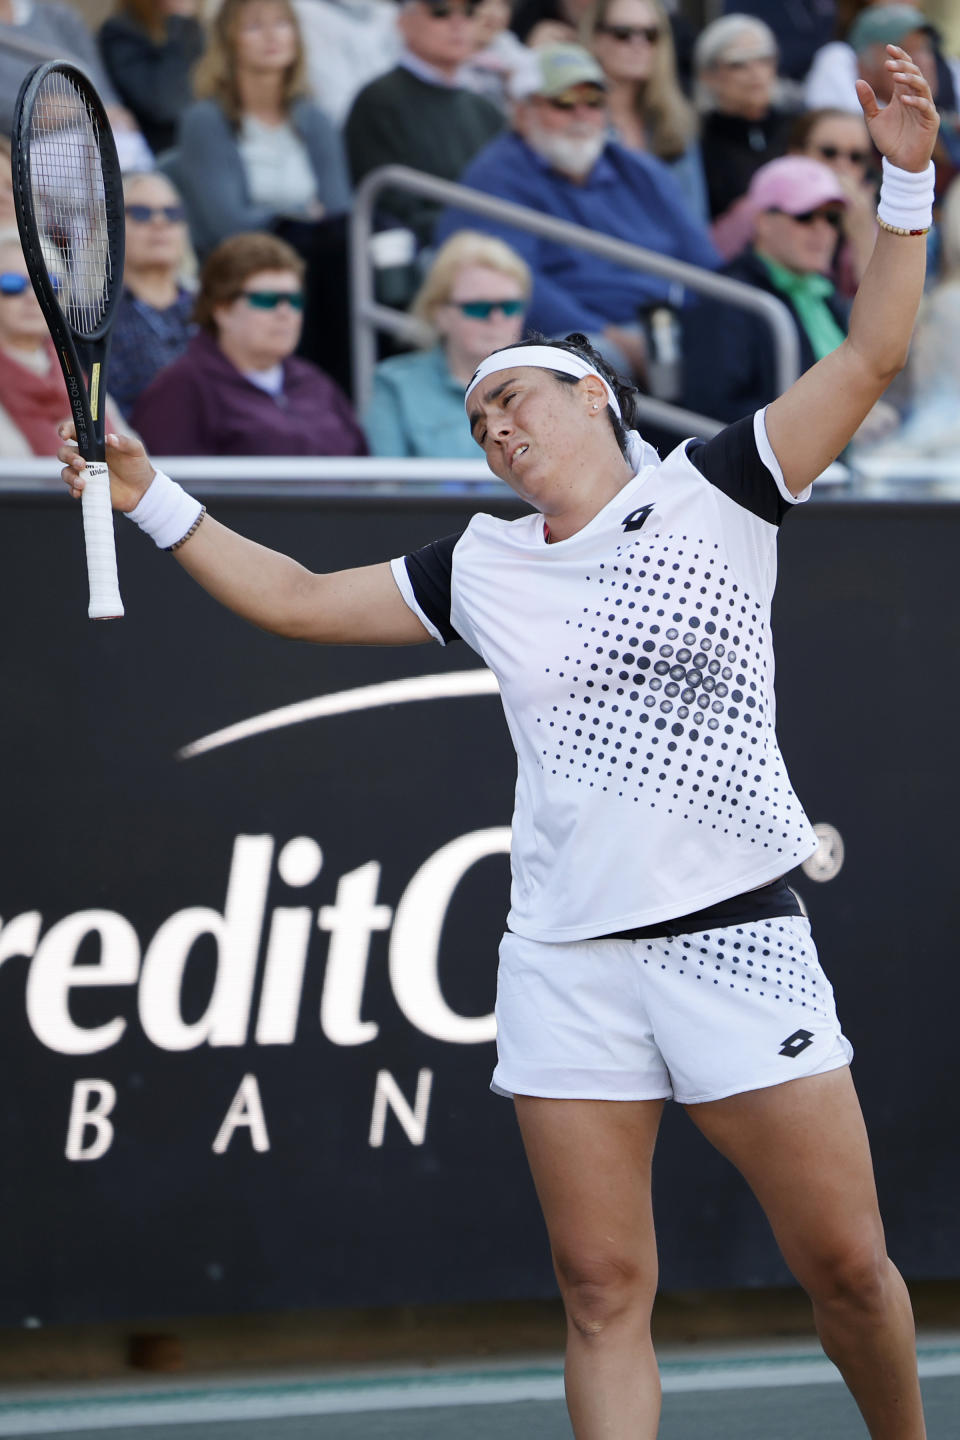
0,0,959,465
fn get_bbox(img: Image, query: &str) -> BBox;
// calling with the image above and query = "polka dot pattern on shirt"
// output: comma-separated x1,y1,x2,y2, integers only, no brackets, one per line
537,536,808,856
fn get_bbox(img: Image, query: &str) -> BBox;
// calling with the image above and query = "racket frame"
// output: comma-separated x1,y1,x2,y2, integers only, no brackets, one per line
11,61,127,617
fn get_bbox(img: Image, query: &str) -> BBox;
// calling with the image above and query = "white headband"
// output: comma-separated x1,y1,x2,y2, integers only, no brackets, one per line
464,345,622,420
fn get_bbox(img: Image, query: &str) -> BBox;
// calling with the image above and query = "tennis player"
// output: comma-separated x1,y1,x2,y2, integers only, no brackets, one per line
59,46,936,1440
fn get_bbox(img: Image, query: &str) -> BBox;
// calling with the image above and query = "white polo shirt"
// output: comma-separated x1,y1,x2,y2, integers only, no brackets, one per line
391,410,819,943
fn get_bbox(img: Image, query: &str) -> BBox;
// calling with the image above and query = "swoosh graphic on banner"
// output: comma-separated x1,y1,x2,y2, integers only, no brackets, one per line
178,669,501,759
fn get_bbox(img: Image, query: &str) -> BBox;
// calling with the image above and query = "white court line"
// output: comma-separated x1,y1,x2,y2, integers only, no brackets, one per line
0,1348,957,1434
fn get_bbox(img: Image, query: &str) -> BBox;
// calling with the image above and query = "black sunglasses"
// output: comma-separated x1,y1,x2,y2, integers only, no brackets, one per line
773,208,844,229
816,144,871,166
126,203,187,224
425,0,478,16
597,23,659,43
546,93,606,111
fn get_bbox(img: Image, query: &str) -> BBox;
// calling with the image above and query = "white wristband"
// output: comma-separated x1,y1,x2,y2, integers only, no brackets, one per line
125,469,203,550
877,157,935,232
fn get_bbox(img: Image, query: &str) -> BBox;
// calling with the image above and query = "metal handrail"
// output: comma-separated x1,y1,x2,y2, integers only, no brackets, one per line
350,164,802,435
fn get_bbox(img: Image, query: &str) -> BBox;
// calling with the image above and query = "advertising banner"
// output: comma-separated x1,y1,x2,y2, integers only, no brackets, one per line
2,493,958,1325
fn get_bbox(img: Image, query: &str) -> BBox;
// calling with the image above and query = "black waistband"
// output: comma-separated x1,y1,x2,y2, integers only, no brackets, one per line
598,877,802,941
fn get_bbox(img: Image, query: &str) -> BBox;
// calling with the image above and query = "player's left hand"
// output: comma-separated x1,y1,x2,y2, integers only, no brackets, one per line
856,44,939,173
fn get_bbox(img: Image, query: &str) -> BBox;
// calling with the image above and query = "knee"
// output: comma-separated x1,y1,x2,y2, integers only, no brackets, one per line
800,1235,891,1316
554,1251,656,1340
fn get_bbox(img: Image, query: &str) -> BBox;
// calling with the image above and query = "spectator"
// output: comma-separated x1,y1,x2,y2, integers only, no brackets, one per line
175,0,351,255
694,13,794,222
461,0,532,110
365,229,530,457
435,43,717,379
0,137,15,229
804,6,960,181
789,107,878,295
718,0,835,85
344,0,504,247
0,0,151,168
582,0,707,221
99,0,206,157
132,231,366,456
293,0,400,126
682,155,850,424
110,171,195,421
0,230,124,457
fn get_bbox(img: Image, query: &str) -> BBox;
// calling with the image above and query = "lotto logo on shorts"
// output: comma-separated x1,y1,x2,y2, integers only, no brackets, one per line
779,1029,815,1058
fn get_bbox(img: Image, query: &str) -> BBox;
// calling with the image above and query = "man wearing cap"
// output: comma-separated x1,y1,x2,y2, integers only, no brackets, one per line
682,154,853,424
805,5,944,115
344,0,504,246
435,43,718,380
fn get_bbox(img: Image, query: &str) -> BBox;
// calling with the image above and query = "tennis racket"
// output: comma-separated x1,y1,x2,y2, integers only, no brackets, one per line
12,61,125,619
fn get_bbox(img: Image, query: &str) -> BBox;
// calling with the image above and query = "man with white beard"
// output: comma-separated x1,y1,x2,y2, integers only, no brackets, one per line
436,43,718,379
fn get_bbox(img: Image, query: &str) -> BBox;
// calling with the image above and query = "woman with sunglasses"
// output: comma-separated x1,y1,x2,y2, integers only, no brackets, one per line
789,107,878,297
581,0,708,223
60,47,937,1440
0,232,126,459
131,231,366,457
683,153,861,427
365,230,530,459
110,171,196,422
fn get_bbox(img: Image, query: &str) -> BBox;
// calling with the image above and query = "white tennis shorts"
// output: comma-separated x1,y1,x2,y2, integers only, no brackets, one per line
492,915,853,1106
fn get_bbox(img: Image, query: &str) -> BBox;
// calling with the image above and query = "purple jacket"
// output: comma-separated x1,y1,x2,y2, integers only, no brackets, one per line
132,330,367,457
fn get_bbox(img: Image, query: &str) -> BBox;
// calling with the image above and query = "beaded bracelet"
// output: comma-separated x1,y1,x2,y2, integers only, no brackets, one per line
876,217,929,237
166,506,207,552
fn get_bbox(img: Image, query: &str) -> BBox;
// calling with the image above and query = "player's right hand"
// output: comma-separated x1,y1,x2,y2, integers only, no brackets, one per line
57,424,156,513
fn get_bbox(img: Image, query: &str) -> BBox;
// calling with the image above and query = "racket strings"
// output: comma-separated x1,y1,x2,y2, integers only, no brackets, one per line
27,69,112,338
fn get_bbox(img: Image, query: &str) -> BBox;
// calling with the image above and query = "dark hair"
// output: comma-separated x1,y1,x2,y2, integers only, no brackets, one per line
193,231,305,334
488,332,642,458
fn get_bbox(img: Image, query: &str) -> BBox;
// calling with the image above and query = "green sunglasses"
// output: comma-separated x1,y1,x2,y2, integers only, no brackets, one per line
456,298,525,319
242,289,305,310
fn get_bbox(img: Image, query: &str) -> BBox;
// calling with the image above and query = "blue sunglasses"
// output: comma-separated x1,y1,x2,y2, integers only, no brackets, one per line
0,271,60,295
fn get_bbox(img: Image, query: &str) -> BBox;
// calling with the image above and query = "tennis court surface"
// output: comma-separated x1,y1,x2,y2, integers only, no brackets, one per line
1,1339,958,1439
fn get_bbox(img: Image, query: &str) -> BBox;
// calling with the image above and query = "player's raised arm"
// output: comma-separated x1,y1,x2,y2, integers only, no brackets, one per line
58,429,432,647
764,44,939,496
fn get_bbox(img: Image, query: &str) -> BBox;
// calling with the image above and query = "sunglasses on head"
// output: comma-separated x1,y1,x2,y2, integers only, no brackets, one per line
597,23,659,43
242,289,305,310
545,92,606,111
126,203,187,224
816,144,870,166
0,271,57,295
773,207,844,228
455,298,525,319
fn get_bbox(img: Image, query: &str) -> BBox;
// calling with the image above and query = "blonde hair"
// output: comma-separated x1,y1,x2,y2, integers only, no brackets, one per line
581,0,696,159
193,0,309,127
410,231,531,340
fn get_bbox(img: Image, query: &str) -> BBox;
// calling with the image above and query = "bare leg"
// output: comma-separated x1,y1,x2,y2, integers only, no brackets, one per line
686,1068,925,1440
514,1095,664,1440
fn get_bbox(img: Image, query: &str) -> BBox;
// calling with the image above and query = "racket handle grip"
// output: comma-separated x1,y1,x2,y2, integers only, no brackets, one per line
80,461,124,620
